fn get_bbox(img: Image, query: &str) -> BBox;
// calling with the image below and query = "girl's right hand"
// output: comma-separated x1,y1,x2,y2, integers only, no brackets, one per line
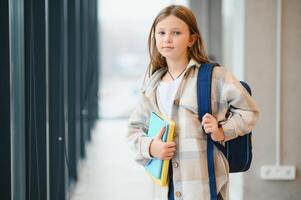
149,127,176,160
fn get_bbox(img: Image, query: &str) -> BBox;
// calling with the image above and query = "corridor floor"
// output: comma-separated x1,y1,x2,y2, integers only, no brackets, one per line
70,119,154,200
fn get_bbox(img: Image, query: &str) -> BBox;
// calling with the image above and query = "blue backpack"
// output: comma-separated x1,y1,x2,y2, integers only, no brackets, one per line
197,63,252,200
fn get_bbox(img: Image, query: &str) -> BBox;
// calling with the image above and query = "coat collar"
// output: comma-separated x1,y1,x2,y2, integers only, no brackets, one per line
141,58,200,95
140,59,200,114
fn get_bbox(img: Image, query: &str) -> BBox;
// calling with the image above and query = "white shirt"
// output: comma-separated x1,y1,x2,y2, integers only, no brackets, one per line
156,59,199,118
156,77,182,118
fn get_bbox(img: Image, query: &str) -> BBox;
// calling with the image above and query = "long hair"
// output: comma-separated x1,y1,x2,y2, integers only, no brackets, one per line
145,5,209,80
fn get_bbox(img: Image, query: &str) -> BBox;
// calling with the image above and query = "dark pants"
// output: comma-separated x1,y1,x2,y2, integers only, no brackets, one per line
168,163,174,200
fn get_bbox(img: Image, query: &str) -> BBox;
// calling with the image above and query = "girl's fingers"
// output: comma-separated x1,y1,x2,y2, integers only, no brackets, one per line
202,117,214,126
166,141,176,147
202,119,209,125
167,147,176,153
202,113,213,121
165,155,173,160
204,126,213,133
204,129,211,133
203,124,212,129
166,152,174,157
155,126,166,140
204,126,212,133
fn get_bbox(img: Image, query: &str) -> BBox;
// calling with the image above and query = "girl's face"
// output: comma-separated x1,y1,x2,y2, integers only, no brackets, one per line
155,15,194,63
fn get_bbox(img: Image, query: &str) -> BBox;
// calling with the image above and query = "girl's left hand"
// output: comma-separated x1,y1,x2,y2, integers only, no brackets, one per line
202,113,225,142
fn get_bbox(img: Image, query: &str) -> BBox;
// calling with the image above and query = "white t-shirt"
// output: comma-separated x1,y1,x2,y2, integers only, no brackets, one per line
156,74,183,118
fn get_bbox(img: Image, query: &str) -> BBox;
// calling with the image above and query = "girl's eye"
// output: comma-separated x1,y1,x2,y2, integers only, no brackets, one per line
173,31,181,35
158,31,165,35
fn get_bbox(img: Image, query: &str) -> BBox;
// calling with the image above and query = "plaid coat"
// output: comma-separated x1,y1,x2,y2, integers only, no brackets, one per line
127,59,259,200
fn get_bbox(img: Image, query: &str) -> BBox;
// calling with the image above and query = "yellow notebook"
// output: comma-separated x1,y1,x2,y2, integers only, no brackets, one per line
144,112,175,187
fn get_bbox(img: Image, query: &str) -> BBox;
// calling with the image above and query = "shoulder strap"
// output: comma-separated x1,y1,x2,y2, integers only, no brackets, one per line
197,63,218,200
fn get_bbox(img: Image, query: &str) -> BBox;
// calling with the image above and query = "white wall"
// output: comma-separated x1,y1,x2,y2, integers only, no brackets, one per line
244,0,301,199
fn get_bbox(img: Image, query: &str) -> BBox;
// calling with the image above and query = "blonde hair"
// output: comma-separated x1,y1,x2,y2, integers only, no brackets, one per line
146,5,209,79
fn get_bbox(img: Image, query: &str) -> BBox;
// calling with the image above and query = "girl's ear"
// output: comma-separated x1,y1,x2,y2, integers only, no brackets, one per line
188,34,197,47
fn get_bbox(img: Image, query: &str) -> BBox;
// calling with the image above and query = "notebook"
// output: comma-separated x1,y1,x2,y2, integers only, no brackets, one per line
144,112,175,187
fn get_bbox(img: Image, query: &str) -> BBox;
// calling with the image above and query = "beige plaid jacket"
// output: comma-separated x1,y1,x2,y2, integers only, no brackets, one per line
127,59,259,200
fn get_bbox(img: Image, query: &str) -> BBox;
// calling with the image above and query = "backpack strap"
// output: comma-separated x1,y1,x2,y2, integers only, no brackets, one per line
197,63,218,200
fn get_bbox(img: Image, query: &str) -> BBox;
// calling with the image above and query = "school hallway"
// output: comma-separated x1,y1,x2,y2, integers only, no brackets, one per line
2,0,301,200
70,119,154,200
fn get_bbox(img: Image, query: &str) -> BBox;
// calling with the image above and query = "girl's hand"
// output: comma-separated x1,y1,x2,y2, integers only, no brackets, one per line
149,127,176,160
202,113,225,142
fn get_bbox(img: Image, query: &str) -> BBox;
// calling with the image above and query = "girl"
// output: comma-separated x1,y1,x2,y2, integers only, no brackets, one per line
127,5,259,200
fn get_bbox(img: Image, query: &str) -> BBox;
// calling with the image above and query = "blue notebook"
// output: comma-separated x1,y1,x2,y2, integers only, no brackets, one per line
144,112,175,186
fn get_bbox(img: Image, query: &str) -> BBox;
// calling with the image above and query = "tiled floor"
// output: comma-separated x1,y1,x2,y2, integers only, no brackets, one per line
70,119,154,200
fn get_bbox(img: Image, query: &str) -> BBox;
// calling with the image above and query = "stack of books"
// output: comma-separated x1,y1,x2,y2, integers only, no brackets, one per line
144,112,175,187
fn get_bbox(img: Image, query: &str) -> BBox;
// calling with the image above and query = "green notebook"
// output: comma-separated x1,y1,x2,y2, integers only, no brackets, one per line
144,112,175,186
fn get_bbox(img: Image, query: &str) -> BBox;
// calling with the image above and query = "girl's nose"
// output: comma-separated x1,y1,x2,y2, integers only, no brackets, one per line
163,33,172,43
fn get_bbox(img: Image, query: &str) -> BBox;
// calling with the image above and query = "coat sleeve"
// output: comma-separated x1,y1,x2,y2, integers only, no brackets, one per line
215,68,260,142
127,92,153,166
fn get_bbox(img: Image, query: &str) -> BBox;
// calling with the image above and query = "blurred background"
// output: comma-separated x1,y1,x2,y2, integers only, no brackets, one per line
1,0,300,200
